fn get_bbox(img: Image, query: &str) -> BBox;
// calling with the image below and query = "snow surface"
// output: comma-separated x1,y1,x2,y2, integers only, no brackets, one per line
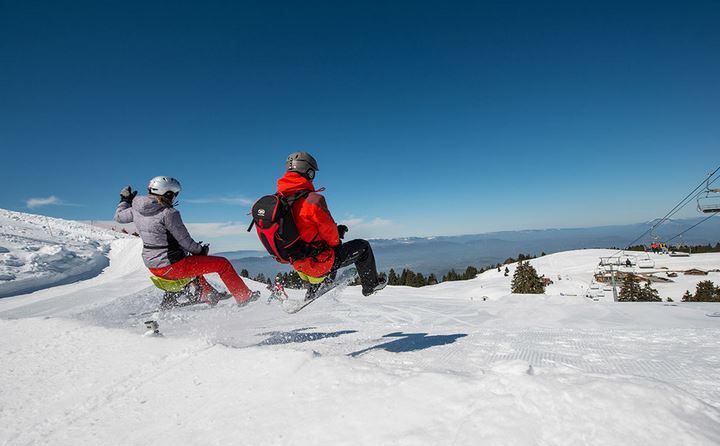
0,209,126,298
1,209,720,445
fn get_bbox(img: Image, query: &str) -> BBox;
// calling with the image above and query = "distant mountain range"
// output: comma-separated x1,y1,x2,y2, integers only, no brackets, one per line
221,217,720,279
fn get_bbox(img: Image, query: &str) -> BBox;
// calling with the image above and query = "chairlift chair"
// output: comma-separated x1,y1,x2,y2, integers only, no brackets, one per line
697,191,720,213
637,252,655,268
697,178,720,213
619,254,636,267
669,237,690,257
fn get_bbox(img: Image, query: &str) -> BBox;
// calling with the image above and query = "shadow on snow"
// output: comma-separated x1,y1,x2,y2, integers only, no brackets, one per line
349,332,467,357
255,327,358,346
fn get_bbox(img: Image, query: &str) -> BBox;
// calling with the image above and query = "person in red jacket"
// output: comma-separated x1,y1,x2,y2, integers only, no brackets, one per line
267,277,289,304
277,152,387,298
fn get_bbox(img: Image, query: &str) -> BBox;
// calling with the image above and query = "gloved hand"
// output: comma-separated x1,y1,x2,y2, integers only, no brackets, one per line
198,243,210,256
337,224,348,240
120,186,137,204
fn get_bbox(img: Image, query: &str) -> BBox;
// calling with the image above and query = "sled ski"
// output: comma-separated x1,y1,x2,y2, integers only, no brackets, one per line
284,268,357,314
129,293,232,317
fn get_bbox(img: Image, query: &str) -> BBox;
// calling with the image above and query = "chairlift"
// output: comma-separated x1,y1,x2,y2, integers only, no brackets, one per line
619,254,636,267
697,192,720,213
697,178,720,213
669,235,690,257
637,252,655,268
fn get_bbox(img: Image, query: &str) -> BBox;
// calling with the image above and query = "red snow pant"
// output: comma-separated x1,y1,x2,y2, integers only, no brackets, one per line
149,256,252,304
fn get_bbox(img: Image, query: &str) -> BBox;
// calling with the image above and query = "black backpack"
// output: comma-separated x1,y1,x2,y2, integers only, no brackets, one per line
247,191,325,264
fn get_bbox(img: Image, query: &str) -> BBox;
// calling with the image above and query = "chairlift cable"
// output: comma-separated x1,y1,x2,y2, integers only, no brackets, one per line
611,165,720,257
663,212,719,245
655,167,720,224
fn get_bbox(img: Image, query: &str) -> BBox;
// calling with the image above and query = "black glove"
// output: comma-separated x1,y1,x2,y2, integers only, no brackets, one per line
198,243,210,256
337,224,348,240
120,186,137,204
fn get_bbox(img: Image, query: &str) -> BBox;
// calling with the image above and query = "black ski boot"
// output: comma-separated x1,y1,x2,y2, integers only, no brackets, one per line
237,290,261,307
362,276,387,296
206,291,232,306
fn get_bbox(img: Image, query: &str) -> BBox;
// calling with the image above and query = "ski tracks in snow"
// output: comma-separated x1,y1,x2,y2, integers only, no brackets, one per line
0,318,217,446
241,295,720,408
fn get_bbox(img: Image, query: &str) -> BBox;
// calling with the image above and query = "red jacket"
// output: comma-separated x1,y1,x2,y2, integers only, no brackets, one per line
277,172,340,277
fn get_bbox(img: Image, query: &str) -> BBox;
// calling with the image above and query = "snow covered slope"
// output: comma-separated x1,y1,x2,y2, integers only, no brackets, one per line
1,210,720,446
0,209,128,298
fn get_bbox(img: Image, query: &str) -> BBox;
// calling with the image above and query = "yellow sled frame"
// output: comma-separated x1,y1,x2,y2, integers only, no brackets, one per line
296,271,326,285
149,276,195,293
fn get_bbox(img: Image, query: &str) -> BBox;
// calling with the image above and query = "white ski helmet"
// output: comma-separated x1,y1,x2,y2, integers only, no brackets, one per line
148,176,182,198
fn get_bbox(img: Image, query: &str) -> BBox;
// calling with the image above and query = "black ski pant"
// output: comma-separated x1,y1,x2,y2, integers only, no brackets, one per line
330,239,379,293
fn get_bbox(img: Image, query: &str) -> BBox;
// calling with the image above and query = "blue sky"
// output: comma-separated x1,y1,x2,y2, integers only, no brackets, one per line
1,1,719,250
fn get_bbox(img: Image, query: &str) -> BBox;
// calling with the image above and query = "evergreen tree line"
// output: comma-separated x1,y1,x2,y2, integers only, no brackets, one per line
240,269,308,289
239,251,547,289
386,268,457,287
682,281,720,302
617,275,720,303
385,252,547,288
500,253,543,265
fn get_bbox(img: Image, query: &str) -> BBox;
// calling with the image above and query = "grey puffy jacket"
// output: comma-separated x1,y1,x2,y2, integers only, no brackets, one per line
114,195,203,268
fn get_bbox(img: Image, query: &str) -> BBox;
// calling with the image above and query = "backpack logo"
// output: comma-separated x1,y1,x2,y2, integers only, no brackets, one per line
257,209,266,216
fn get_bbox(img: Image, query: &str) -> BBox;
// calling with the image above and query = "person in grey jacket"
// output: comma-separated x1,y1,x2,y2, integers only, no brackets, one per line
115,176,257,305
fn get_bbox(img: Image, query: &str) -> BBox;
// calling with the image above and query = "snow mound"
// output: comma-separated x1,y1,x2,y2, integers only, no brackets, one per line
0,209,127,298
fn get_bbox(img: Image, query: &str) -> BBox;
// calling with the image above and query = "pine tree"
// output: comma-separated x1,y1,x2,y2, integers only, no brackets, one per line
255,273,266,284
638,282,661,302
618,274,641,302
681,290,694,302
693,280,719,302
387,269,400,286
240,269,249,278
427,273,438,285
399,269,410,285
510,261,545,294
443,269,460,282
286,271,303,288
401,269,417,286
463,266,479,280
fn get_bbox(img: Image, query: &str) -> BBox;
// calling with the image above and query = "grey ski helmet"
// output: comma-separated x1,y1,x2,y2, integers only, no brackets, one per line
286,152,319,180
148,176,182,198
